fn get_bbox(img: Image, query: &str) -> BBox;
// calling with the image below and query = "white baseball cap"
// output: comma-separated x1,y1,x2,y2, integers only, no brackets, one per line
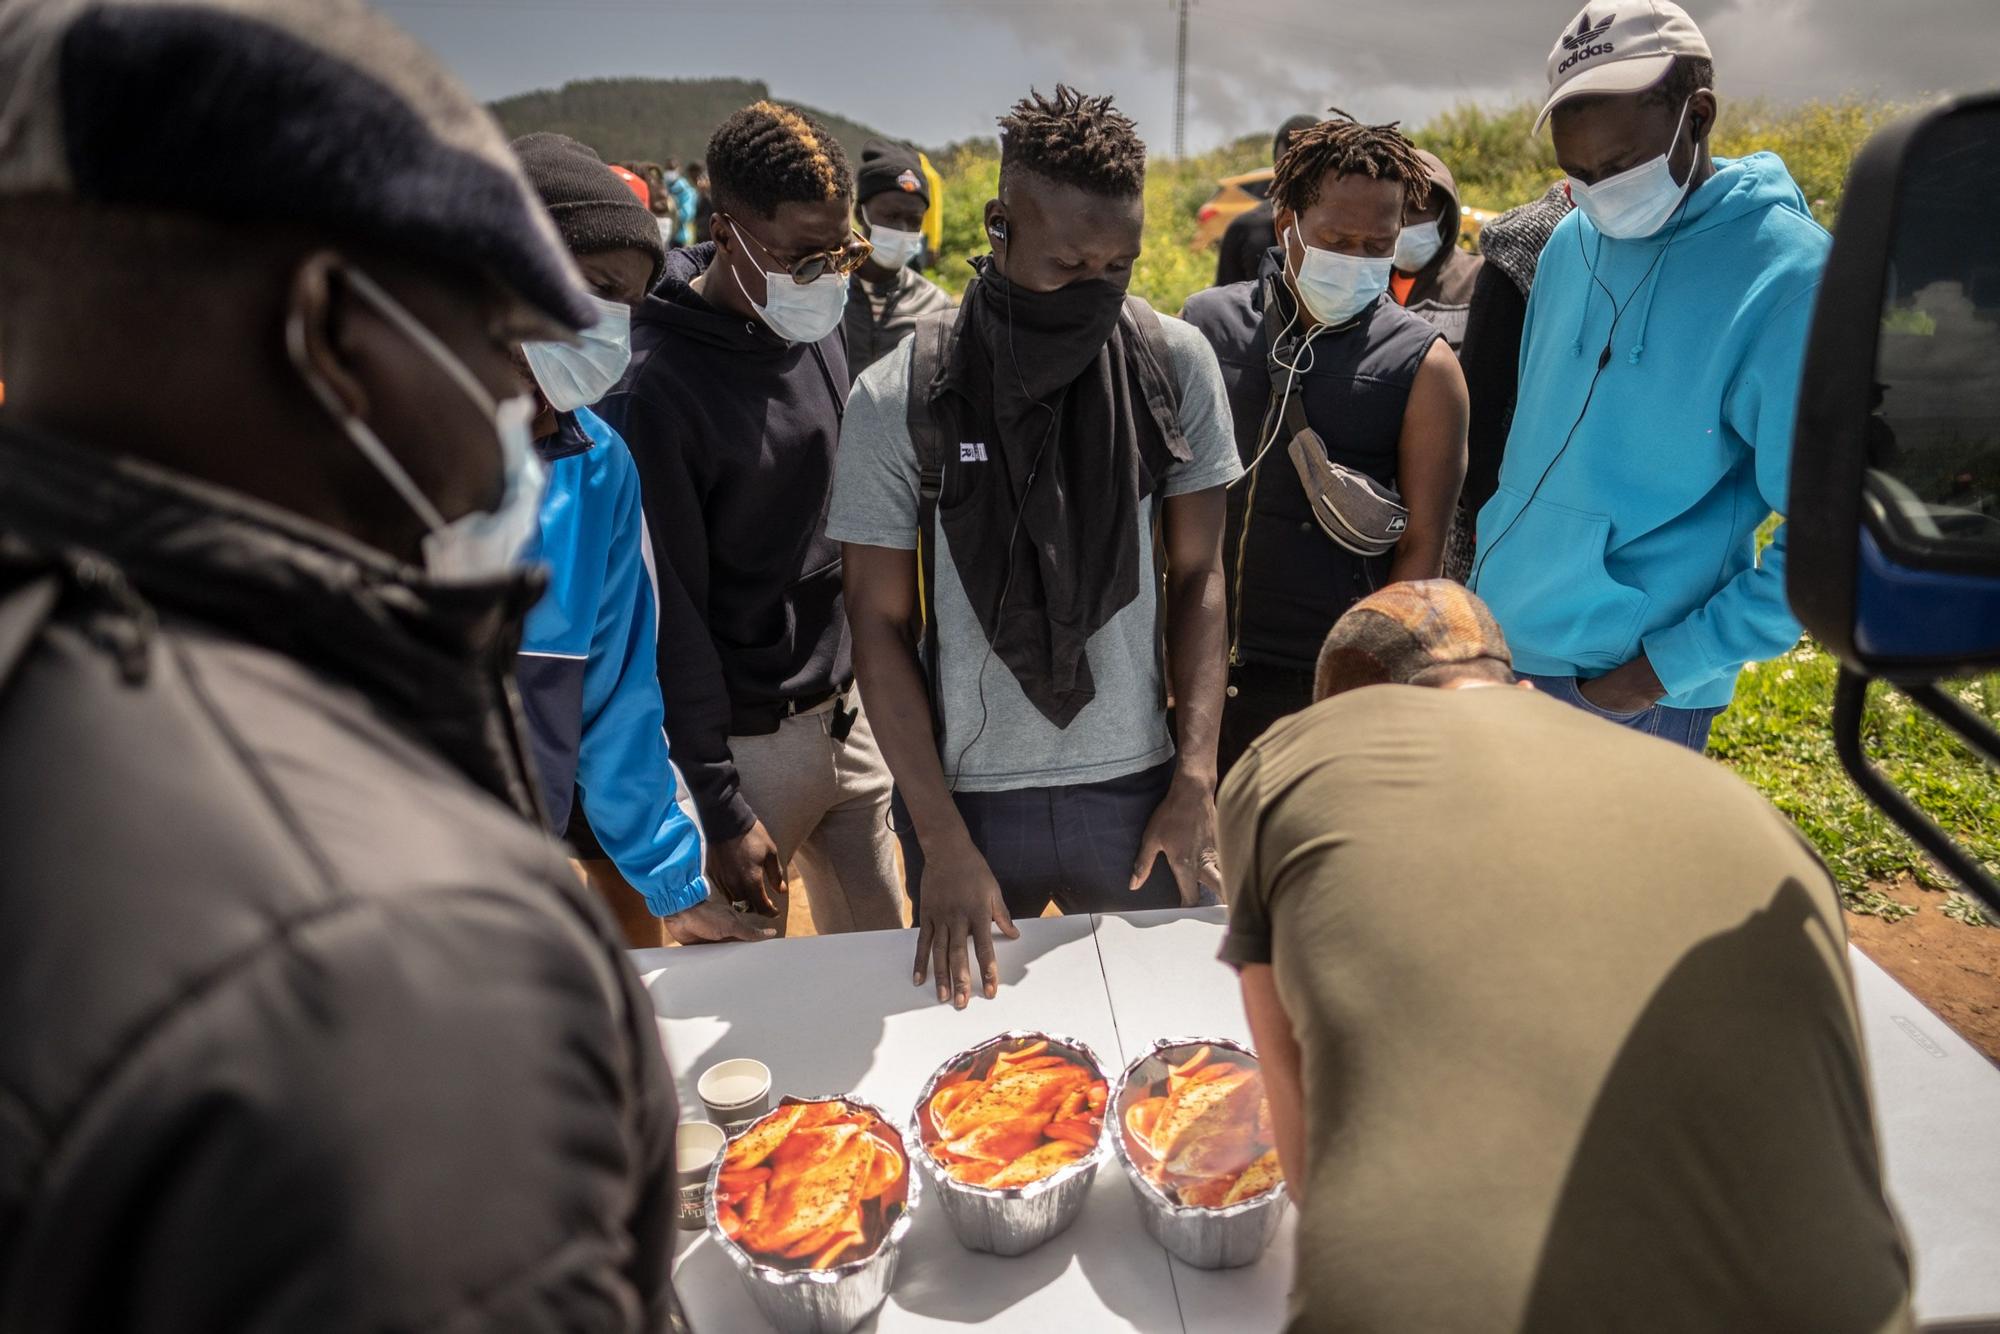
1535,0,1712,132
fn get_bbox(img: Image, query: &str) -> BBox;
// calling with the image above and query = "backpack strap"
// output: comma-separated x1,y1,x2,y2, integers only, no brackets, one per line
903,307,962,740
1120,295,1193,468
1117,296,1193,712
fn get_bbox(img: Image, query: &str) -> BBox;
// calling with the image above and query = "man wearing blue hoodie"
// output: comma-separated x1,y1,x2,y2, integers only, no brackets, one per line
1472,1,1828,750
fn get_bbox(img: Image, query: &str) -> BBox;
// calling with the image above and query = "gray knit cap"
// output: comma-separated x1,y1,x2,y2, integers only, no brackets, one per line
0,0,596,331
1478,181,1575,299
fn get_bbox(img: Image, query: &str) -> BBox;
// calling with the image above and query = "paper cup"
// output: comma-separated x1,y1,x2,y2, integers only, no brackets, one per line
700,1058,773,1134
675,1120,728,1232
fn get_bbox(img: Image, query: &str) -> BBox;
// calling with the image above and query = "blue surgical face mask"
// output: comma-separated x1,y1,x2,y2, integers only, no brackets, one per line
1392,220,1445,273
863,218,924,272
286,266,546,582
1286,225,1394,326
1566,97,1695,240
522,293,632,412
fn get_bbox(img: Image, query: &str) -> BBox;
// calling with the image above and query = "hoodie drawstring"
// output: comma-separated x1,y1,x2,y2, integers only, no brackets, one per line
1627,236,1669,364
1570,226,1604,360
1573,226,1678,366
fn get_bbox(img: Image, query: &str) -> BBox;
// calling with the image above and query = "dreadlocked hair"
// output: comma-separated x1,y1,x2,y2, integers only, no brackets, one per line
997,84,1145,197
706,100,852,219
1272,115,1432,218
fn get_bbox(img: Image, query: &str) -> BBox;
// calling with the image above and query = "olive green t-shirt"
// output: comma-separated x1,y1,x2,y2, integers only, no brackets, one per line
1218,684,1912,1334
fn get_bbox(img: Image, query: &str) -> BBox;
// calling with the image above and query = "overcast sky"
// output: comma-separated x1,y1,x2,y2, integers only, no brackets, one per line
379,0,1990,153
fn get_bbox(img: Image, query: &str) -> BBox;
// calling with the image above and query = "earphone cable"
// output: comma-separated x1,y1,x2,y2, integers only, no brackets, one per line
1469,197,1691,589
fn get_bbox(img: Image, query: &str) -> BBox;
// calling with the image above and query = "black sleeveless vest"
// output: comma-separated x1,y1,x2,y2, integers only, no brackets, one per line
1182,261,1441,671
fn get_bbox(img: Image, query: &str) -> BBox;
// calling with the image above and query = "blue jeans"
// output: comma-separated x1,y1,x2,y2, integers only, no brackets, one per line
1524,673,1725,752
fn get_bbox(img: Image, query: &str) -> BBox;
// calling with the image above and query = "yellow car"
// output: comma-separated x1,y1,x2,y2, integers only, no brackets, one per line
1194,168,1273,251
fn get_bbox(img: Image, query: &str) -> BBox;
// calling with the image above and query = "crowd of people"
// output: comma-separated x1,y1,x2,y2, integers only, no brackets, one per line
0,0,1920,1328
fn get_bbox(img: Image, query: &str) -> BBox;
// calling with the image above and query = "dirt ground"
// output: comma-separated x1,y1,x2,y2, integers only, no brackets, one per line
1846,877,2000,1065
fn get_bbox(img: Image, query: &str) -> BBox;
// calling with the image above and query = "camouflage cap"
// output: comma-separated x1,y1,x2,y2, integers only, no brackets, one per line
0,0,594,330
1314,579,1514,698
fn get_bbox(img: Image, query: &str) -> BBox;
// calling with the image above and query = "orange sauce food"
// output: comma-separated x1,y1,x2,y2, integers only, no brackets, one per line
1122,1045,1283,1208
919,1040,1107,1189
714,1100,908,1271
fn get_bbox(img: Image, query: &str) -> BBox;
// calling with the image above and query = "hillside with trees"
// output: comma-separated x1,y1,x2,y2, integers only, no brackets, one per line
488,76,887,166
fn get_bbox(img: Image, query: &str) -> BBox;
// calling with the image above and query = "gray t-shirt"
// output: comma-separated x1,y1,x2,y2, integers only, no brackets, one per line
826,312,1242,791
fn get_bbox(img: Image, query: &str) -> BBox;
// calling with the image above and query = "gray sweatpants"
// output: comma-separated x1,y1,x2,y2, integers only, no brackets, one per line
729,691,905,934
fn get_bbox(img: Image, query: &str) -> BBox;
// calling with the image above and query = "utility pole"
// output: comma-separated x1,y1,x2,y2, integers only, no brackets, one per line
1172,0,1190,160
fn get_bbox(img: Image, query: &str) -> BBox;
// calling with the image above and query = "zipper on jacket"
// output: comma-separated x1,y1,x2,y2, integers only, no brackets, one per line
1227,460,1261,668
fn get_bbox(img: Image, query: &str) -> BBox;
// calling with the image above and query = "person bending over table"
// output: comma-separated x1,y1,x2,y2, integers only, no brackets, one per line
1218,580,1912,1334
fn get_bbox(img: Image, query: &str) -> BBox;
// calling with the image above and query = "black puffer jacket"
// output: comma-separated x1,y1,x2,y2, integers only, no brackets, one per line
0,428,681,1333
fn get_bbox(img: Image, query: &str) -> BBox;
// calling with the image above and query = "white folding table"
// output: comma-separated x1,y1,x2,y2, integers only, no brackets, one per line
635,908,2000,1332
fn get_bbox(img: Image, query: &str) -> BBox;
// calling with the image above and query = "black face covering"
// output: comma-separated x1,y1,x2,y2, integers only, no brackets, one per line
931,257,1183,728
977,261,1128,401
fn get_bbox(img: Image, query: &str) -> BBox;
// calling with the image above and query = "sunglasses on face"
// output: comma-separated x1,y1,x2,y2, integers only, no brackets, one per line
725,215,873,284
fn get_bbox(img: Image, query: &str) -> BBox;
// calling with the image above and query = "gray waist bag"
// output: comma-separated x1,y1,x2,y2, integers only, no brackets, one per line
1284,419,1409,559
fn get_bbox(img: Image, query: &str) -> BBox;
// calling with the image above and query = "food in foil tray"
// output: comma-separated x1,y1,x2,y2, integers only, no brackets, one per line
714,1100,910,1270
1121,1044,1283,1208
918,1040,1108,1189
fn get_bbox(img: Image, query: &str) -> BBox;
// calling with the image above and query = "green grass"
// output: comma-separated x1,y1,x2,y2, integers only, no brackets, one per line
1943,892,1996,928
1709,642,2000,917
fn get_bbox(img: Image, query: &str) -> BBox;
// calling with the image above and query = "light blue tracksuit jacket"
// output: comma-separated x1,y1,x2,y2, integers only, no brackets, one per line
519,406,708,916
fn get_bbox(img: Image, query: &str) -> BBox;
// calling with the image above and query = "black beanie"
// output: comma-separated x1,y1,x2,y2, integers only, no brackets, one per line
856,138,930,207
512,132,666,289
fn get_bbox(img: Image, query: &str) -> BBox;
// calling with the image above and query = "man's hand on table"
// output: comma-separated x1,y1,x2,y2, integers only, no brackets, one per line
1577,654,1667,715
707,817,787,917
913,834,1019,1009
1132,766,1222,907
661,895,771,945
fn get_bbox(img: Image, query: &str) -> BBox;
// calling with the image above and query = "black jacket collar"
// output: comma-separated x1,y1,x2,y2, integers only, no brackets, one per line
638,242,793,354
535,410,597,465
0,425,547,816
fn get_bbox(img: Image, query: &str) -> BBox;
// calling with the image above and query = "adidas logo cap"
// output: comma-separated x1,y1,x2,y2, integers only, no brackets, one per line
1536,0,1711,131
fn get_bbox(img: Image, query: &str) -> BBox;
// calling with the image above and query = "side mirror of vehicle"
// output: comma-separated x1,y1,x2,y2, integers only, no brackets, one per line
1789,91,2000,913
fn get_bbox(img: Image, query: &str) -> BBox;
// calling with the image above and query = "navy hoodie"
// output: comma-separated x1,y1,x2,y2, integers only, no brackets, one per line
598,243,851,842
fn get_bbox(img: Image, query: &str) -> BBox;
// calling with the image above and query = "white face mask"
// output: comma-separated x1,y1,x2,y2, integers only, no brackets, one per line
286,266,546,583
727,224,852,344
864,220,924,272
1287,226,1394,326
736,265,848,344
522,293,632,413
1392,220,1444,273
1566,97,1695,240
